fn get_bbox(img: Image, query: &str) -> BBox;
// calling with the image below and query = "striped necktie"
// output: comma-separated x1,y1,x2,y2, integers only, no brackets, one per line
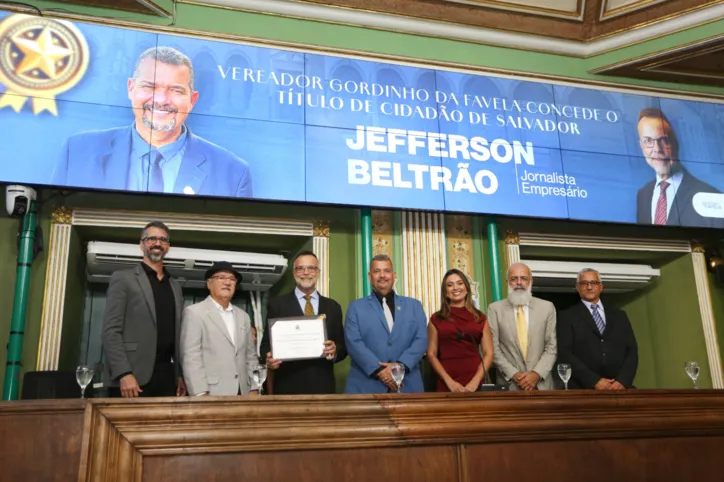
654,181,669,225
591,304,605,334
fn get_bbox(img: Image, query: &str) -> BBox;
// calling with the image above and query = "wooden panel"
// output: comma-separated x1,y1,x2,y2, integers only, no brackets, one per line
466,436,724,482
0,399,85,482
143,446,460,482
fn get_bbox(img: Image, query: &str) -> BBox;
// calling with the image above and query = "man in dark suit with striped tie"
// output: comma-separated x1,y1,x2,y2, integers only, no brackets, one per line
261,251,347,394
557,268,639,390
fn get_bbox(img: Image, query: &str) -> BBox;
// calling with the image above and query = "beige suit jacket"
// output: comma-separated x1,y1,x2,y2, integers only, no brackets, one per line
487,297,557,390
180,296,259,396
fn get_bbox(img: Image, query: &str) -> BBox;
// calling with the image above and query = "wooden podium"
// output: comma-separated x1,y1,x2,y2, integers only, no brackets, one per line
2,390,724,482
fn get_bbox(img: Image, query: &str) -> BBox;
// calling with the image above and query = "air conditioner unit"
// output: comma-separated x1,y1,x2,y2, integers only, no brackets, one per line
86,241,288,291
521,259,660,293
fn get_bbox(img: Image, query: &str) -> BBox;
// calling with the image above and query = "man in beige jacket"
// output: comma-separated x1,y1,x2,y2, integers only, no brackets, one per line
180,261,259,396
487,263,557,390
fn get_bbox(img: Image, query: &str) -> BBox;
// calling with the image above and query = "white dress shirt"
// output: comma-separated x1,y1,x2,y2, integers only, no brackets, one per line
211,297,236,346
295,287,319,315
511,303,530,329
650,170,683,223
582,299,606,325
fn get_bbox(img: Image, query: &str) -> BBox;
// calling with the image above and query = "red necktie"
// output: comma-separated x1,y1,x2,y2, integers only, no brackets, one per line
654,181,669,225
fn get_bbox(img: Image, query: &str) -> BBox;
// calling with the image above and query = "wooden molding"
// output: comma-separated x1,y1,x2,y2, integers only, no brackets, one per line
78,390,724,479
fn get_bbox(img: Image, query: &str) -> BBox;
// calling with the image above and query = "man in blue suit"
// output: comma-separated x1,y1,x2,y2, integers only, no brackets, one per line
344,254,428,394
51,46,253,198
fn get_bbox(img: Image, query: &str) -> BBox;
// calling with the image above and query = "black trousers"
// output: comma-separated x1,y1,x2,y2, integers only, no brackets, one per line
109,360,176,397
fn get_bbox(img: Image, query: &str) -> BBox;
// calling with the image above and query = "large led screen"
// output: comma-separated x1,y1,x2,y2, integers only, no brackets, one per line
1,12,723,228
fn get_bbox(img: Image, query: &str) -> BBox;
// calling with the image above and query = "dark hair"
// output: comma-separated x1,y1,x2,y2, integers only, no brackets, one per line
638,107,679,153
370,253,392,270
133,46,195,91
293,250,318,264
435,269,484,323
141,221,170,240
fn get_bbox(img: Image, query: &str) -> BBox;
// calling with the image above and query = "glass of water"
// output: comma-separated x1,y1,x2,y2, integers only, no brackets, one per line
76,365,94,398
685,361,700,389
253,364,268,395
390,363,405,393
557,363,572,390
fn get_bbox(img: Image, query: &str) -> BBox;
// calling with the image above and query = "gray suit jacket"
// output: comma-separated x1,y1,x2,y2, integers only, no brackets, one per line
487,297,557,390
101,264,183,387
180,296,259,396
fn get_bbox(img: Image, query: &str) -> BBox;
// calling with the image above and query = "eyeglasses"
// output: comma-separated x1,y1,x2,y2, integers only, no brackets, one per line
210,275,237,282
293,266,319,273
577,281,602,288
640,136,672,148
508,276,530,283
142,236,169,244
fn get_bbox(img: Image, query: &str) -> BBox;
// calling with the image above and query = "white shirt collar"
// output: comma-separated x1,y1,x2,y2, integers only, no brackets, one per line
295,287,318,300
582,299,604,312
210,297,234,313
655,169,683,190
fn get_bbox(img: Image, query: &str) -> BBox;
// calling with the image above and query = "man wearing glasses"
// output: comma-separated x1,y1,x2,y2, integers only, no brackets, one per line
101,221,187,397
636,108,723,228
487,263,557,390
261,251,347,394
557,268,638,390
180,261,260,396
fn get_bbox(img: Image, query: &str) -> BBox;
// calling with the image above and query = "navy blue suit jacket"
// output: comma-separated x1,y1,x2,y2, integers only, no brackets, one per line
51,125,253,198
344,293,428,394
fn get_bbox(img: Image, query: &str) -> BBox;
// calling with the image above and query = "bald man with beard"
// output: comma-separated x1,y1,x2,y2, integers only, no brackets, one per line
486,263,557,391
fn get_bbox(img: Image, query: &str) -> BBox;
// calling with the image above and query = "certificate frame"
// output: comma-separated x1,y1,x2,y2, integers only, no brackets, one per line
269,315,328,362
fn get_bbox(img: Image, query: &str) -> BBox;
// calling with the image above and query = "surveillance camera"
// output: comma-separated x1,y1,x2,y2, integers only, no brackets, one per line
6,185,37,217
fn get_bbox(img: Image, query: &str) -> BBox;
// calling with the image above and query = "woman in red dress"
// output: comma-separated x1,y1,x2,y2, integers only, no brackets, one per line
427,269,494,392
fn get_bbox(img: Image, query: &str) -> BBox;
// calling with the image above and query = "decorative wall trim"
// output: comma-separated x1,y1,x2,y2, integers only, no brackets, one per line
691,250,724,389
600,0,667,21
188,0,724,57
401,211,446,318
444,0,586,21
371,210,394,262
517,232,692,252
446,215,481,308
37,207,325,370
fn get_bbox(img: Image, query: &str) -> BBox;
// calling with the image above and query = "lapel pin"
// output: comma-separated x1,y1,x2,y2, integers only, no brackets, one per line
396,306,401,310
183,186,195,195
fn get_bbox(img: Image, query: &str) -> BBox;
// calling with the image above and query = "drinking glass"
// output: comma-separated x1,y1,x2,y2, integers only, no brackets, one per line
76,365,94,398
253,364,268,395
557,363,572,390
685,361,700,389
390,363,405,393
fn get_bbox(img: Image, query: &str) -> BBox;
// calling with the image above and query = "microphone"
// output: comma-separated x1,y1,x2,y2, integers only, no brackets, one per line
456,329,492,386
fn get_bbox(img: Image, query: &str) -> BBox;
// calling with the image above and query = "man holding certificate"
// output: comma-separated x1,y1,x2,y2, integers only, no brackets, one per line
261,251,347,394
344,254,428,394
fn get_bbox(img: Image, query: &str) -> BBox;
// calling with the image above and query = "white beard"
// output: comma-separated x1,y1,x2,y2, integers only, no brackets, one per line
507,285,532,306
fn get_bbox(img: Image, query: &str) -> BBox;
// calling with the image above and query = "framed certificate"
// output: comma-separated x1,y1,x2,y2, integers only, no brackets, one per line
269,315,328,361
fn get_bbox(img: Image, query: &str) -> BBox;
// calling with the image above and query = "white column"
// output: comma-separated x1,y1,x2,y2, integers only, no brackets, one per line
37,207,73,370
691,249,724,388
505,231,521,268
313,221,330,297
401,211,446,319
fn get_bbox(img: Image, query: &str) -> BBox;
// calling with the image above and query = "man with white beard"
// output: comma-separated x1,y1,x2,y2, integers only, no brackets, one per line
486,263,557,390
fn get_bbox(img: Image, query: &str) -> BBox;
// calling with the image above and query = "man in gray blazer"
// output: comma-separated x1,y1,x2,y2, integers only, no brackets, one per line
180,261,259,396
487,263,557,391
101,221,187,397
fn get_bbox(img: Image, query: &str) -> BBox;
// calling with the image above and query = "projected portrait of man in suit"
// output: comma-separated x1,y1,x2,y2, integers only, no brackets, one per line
635,108,722,228
52,46,253,198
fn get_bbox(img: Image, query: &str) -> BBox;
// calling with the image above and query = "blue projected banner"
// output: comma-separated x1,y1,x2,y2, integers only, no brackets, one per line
1,12,724,228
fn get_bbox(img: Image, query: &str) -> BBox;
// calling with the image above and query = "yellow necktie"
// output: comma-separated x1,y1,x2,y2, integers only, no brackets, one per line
516,305,528,359
304,295,314,316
